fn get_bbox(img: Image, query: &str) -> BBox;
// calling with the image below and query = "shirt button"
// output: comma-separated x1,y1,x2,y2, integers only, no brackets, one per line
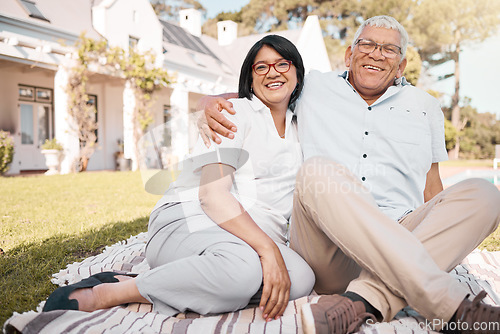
363,154,367,158
364,131,369,135
361,177,366,181
367,106,372,111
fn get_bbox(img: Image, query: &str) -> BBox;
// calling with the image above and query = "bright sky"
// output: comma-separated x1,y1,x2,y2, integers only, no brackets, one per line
197,0,249,18
198,1,499,117
428,34,500,118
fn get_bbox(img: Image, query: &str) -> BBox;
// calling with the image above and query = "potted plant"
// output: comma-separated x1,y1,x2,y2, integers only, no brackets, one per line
41,138,64,175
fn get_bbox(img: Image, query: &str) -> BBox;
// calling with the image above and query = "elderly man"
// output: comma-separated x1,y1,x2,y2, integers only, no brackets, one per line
200,16,500,334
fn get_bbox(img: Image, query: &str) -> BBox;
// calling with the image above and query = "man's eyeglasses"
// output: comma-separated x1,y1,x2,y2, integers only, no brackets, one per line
355,39,402,58
252,60,292,75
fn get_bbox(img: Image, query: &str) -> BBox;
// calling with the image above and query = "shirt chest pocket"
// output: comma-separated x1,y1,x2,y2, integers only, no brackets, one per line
376,107,431,146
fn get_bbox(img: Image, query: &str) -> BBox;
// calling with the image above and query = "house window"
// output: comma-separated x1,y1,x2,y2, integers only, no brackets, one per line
19,85,34,101
36,88,52,103
18,84,54,146
19,85,53,103
18,0,50,22
87,94,98,142
163,105,172,147
129,36,139,49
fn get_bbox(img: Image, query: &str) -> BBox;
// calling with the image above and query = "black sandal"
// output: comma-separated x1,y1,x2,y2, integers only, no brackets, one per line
42,271,138,312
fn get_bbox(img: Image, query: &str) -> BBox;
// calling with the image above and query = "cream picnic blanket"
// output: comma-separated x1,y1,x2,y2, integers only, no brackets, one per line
3,233,500,334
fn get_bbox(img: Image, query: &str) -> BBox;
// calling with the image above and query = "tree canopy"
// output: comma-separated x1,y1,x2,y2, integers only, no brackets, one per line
151,0,205,21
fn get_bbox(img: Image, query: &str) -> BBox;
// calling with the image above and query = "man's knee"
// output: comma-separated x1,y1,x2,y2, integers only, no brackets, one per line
312,260,361,295
457,178,500,231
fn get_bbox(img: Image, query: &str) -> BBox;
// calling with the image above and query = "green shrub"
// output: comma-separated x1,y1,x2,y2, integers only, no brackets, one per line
41,138,63,151
0,131,14,175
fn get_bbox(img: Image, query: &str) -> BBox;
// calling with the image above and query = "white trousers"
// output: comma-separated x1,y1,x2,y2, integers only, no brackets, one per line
136,201,315,316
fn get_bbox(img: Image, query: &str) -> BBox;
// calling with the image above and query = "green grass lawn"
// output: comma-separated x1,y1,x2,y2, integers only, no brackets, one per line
0,171,160,326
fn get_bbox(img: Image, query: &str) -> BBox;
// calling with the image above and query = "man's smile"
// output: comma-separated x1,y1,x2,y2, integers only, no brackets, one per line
363,65,383,71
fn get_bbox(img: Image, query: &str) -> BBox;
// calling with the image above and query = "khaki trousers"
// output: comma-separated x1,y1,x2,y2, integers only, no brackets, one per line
289,157,500,325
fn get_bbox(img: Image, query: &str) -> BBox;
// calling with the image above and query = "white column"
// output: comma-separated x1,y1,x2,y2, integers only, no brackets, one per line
54,65,79,174
123,80,137,170
169,82,190,159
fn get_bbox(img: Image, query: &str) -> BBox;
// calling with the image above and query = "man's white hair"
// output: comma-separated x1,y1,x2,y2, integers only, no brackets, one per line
352,15,409,59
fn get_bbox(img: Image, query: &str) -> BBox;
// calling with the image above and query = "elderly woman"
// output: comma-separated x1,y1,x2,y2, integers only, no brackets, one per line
43,35,314,322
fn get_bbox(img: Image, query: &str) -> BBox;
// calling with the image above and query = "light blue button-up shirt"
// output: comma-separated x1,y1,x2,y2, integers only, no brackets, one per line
295,70,448,221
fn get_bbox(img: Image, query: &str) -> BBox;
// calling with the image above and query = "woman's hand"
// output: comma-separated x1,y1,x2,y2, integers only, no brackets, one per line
259,245,291,322
196,94,238,147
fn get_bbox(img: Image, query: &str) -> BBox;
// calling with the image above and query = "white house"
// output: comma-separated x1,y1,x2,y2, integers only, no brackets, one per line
0,0,330,176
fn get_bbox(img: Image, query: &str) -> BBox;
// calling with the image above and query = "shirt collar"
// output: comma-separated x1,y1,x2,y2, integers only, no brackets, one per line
249,94,295,115
339,70,411,88
339,71,411,105
248,94,268,111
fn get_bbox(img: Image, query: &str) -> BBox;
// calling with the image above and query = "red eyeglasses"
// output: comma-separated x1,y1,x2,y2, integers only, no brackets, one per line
252,60,292,75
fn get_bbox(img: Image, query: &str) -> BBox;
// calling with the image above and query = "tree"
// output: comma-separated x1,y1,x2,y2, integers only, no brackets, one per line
68,34,171,172
443,98,500,159
444,119,458,151
402,45,422,86
411,0,500,159
67,35,106,171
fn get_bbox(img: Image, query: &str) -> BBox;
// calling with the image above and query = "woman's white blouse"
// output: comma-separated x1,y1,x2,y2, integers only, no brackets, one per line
152,96,303,244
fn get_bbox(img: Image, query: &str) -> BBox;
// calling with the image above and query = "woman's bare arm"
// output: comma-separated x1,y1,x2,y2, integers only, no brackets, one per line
199,163,291,321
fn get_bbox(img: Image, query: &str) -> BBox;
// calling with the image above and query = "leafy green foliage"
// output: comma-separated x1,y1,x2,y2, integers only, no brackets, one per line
458,107,499,159
41,138,63,151
67,34,107,171
151,0,205,20
402,46,421,86
444,119,458,151
410,0,500,158
0,130,14,175
443,99,500,159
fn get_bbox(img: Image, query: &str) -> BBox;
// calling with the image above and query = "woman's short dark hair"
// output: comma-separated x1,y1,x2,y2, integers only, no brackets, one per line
238,35,305,107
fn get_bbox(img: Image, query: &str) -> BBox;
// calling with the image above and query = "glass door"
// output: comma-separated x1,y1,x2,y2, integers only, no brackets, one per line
18,103,52,170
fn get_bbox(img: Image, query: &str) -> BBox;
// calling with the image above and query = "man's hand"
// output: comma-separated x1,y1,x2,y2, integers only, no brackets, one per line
196,94,238,147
